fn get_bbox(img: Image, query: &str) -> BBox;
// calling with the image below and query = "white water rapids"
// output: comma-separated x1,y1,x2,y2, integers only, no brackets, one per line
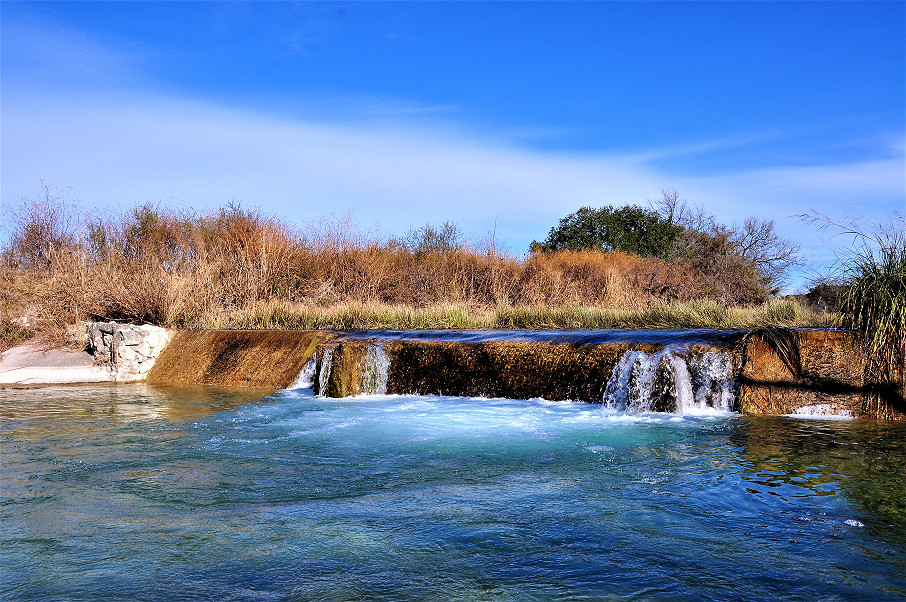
301,343,736,414
603,349,735,414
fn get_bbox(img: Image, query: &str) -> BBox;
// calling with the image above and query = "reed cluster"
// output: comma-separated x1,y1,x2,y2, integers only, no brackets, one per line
841,230,906,400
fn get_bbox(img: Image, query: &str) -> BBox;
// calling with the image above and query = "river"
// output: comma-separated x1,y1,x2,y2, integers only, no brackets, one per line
2,384,905,600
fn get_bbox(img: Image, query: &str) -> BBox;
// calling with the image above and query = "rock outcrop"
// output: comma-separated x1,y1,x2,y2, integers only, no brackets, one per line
85,322,173,382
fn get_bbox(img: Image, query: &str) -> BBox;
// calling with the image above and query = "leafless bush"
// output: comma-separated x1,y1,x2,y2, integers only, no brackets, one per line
651,189,800,298
7,183,80,271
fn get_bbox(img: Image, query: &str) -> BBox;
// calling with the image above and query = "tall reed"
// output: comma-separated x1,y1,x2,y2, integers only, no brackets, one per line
842,232,906,399
801,210,906,402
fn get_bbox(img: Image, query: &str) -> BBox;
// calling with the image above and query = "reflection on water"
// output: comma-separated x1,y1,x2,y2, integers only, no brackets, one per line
1,386,905,601
0,383,272,426
735,416,906,524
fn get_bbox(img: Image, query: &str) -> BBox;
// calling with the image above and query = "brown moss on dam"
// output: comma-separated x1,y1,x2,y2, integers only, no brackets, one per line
314,342,372,398
384,340,661,402
147,330,336,389
143,327,903,419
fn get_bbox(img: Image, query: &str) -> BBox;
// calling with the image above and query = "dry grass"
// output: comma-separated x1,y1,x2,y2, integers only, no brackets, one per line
217,298,833,332
2,198,829,342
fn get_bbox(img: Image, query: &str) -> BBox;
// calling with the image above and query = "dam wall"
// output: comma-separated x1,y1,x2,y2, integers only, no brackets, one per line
737,329,902,420
146,330,336,389
73,323,902,419
311,330,901,419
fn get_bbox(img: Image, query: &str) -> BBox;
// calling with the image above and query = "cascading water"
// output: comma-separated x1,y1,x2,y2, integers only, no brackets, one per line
360,345,390,395
314,347,334,396
603,348,735,414
688,351,735,411
290,358,317,389
309,344,389,397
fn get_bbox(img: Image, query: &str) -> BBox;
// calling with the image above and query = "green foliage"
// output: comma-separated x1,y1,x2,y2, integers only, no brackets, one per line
842,231,906,397
531,205,683,258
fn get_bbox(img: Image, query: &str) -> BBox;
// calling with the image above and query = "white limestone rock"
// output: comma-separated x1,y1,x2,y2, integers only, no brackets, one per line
81,321,173,382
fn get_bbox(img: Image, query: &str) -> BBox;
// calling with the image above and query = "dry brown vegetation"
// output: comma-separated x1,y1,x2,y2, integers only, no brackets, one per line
0,190,830,350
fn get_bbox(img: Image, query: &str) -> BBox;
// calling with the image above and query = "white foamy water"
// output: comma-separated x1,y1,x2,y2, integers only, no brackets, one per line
603,349,736,415
315,347,334,396
289,358,316,390
278,390,723,445
688,351,735,412
360,345,390,395
787,404,854,420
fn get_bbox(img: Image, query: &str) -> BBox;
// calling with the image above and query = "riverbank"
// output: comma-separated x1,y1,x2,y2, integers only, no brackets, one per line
0,344,111,385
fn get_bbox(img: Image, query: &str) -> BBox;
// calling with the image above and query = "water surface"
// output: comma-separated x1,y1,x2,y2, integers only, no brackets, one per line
2,385,905,600
336,328,746,346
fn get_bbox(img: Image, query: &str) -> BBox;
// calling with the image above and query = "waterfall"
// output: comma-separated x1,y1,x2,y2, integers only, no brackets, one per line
314,348,334,397
289,357,317,389
688,351,735,412
310,344,389,397
360,345,390,395
604,349,735,414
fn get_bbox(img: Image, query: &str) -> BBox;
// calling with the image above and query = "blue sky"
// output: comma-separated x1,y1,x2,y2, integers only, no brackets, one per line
2,1,904,291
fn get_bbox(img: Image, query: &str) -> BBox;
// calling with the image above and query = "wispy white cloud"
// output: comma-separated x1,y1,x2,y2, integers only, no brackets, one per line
0,90,657,237
3,88,902,282
627,130,792,163
2,10,903,292
2,14,152,90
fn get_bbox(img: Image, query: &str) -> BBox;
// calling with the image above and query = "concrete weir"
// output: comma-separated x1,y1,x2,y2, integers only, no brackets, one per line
311,330,903,419
146,330,336,389
3,323,902,419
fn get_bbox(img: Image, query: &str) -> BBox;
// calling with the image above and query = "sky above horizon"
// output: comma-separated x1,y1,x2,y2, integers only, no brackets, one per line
2,1,904,291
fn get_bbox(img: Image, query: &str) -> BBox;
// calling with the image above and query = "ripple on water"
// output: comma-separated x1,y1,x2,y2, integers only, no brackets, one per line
1,386,905,601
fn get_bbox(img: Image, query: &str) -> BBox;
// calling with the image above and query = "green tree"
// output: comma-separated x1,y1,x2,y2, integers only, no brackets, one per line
531,205,683,258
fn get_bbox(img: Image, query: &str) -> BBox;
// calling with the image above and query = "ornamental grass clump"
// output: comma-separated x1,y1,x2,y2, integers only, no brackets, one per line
804,210,906,403
841,229,906,401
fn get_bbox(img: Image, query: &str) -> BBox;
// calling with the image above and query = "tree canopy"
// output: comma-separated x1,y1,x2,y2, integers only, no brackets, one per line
531,192,803,304
530,205,683,258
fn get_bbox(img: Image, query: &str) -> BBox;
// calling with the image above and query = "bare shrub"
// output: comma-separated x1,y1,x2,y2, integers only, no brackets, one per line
651,189,800,299
8,183,79,271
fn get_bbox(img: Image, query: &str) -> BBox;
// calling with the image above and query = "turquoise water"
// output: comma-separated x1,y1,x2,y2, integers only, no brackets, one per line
2,384,905,600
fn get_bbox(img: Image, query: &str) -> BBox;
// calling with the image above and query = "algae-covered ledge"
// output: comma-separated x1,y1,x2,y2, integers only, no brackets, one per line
2,322,901,420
